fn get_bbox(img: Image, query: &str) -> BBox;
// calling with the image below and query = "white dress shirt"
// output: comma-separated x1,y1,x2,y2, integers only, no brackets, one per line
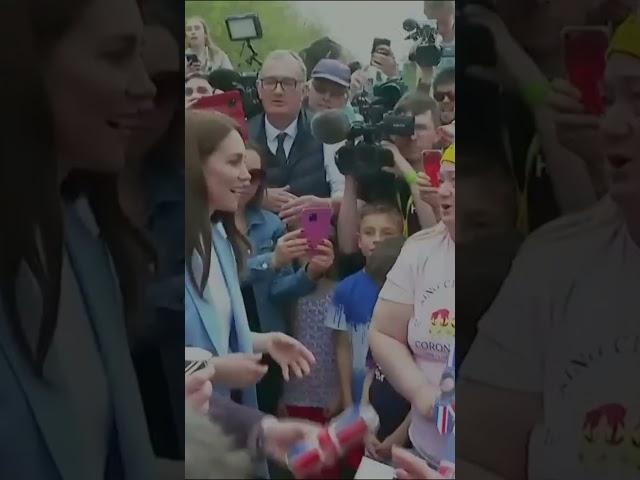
323,140,346,198
264,114,345,198
264,116,297,158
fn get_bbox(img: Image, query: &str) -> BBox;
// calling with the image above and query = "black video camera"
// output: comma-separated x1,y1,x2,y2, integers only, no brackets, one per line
236,73,263,119
404,18,442,68
337,80,412,182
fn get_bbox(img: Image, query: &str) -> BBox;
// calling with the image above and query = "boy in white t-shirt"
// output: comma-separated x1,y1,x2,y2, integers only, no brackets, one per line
457,16,640,480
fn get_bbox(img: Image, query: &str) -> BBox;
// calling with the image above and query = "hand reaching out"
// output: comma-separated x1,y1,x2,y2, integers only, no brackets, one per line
185,365,215,414
265,332,316,381
279,195,332,225
264,186,297,213
210,353,268,389
392,446,444,479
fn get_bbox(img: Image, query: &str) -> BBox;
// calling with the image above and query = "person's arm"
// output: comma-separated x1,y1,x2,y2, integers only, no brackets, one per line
336,175,360,254
360,368,374,405
457,234,548,480
385,411,412,446
410,182,439,229
268,264,316,304
333,330,353,406
466,6,596,213
384,143,438,229
369,298,434,407
324,142,346,201
209,392,266,450
324,285,353,406
369,240,435,407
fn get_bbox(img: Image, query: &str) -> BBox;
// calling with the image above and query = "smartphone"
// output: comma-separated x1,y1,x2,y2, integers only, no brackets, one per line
192,90,248,139
300,207,332,251
260,353,272,365
423,150,442,187
562,26,609,115
185,53,199,64
371,38,391,54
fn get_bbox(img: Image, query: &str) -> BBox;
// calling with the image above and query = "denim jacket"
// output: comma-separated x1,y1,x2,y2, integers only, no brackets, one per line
243,208,316,334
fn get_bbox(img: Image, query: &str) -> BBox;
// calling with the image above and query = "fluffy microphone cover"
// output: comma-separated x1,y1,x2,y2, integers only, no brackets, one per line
185,406,253,479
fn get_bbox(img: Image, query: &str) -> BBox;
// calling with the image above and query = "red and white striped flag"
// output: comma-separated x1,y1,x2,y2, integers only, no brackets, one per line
435,402,455,435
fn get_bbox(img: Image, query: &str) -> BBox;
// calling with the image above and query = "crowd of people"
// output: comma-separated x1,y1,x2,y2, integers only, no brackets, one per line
185,0,640,479
1,0,637,478
184,1,457,479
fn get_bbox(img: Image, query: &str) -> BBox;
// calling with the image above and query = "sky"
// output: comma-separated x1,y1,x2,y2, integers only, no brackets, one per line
292,1,429,64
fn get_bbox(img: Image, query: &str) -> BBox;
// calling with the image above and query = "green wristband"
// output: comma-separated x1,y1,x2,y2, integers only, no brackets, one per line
405,171,418,185
521,80,550,108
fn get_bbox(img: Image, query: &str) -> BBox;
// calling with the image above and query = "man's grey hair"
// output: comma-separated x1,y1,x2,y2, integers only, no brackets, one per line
259,49,307,80
185,406,253,479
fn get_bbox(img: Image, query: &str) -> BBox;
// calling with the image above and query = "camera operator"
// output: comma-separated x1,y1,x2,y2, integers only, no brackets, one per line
248,50,343,219
417,1,456,90
433,67,455,126
337,91,441,256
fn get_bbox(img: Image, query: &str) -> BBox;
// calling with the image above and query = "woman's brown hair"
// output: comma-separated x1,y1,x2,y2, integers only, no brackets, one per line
185,110,251,297
244,140,267,210
0,0,155,376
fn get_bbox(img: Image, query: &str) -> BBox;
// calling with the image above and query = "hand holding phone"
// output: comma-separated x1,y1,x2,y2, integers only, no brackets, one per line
301,207,332,252
563,27,609,115
422,150,442,187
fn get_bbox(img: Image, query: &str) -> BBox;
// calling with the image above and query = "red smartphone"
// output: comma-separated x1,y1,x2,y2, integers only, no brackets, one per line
563,26,609,115
192,90,248,139
422,150,442,187
300,207,332,251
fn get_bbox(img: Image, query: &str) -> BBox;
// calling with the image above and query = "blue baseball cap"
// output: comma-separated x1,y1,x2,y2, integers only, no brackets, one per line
311,59,351,88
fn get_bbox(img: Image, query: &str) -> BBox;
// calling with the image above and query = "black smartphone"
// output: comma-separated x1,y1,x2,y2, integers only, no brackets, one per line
260,353,272,365
185,53,199,64
371,38,391,54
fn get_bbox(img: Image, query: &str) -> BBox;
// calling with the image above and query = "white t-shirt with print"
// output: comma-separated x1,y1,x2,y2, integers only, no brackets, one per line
462,197,640,480
379,223,455,465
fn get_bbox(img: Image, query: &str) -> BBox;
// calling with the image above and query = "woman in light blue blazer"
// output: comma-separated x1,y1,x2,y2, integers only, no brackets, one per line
0,0,181,479
184,111,316,415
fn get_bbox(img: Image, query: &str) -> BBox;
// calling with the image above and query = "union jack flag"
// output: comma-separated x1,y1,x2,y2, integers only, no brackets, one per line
435,401,455,435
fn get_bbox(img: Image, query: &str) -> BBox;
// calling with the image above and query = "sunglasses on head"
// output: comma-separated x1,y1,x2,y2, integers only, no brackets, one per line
434,90,455,102
151,71,182,105
249,168,265,184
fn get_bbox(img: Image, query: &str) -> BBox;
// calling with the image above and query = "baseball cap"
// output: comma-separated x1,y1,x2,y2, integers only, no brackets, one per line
311,59,351,88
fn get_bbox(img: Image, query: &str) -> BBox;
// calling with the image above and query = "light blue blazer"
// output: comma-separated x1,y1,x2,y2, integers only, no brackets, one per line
0,200,157,480
184,223,259,410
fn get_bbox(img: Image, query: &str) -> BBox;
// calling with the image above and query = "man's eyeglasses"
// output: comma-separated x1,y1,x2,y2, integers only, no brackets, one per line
260,77,299,91
249,168,266,184
185,85,212,97
434,90,455,102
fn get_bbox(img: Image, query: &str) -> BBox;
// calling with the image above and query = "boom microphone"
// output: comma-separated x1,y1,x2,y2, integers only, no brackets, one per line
310,109,352,145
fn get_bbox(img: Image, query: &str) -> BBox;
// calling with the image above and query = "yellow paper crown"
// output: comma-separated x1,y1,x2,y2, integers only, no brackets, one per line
608,15,640,59
442,144,455,164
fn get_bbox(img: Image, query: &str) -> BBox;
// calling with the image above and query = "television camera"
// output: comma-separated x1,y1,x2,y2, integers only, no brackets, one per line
403,18,443,68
